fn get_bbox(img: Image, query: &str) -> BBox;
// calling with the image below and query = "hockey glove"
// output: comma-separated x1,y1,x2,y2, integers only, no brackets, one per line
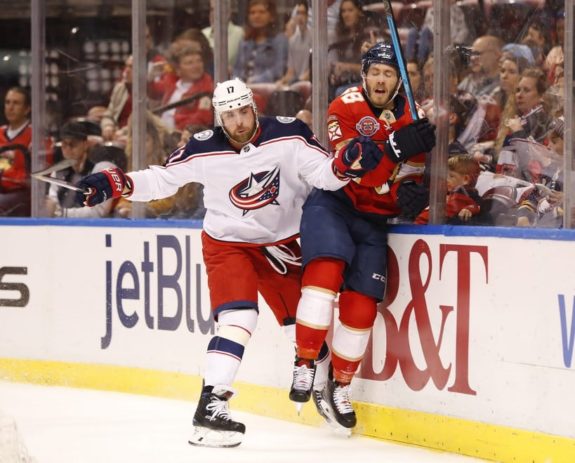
397,181,429,220
384,118,436,163
333,136,383,179
76,167,130,207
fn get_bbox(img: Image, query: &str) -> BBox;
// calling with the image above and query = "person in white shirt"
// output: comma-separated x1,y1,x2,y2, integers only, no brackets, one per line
201,0,243,71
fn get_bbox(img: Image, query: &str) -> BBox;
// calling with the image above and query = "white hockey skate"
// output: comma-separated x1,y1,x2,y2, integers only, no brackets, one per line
189,385,245,448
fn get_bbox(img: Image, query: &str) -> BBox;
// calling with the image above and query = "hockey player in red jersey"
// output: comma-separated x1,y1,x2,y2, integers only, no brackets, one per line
289,42,436,431
74,78,382,447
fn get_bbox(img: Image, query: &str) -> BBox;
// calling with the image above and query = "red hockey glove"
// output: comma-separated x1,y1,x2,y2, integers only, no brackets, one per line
333,136,383,179
76,167,131,207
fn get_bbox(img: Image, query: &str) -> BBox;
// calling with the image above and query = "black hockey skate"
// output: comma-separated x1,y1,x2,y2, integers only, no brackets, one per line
189,385,246,448
289,357,316,403
312,373,356,435
323,377,356,429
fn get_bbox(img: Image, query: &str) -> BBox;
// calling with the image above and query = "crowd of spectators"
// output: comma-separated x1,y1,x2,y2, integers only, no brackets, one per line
0,0,568,227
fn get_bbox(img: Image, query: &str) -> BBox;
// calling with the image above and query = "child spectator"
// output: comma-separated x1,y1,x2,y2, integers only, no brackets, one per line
416,155,481,225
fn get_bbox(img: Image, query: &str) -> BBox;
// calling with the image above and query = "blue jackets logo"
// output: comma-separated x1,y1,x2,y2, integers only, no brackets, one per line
229,166,281,215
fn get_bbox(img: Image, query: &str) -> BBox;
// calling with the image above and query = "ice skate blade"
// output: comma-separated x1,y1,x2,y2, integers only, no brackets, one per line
327,421,353,438
294,402,303,415
313,395,353,437
188,426,243,448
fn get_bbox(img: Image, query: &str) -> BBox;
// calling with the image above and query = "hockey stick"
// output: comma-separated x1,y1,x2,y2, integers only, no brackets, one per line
152,92,212,115
382,0,418,120
31,158,75,177
31,174,85,192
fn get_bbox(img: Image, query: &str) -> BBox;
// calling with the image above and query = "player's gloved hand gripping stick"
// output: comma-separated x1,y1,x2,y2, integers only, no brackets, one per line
75,167,132,206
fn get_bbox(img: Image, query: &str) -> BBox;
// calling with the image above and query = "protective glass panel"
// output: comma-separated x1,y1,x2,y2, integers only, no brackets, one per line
0,2,31,217
437,0,566,228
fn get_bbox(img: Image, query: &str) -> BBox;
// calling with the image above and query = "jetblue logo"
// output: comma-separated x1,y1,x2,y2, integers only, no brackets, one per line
558,294,575,368
101,234,214,349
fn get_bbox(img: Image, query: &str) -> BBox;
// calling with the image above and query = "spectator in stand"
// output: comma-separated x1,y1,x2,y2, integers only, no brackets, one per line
202,0,243,73
458,35,502,97
45,121,117,218
233,0,287,85
174,28,215,77
159,44,214,131
100,115,119,143
286,0,341,45
455,36,503,152
416,155,481,225
492,55,529,155
406,0,472,66
420,56,434,109
520,19,551,68
327,0,381,98
513,117,564,228
146,25,171,107
503,68,552,145
544,9,565,85
148,29,214,104
106,55,134,129
0,87,32,216
276,1,311,87
407,60,425,102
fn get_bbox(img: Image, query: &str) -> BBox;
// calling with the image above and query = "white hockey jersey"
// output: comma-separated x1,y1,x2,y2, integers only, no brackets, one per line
128,116,347,244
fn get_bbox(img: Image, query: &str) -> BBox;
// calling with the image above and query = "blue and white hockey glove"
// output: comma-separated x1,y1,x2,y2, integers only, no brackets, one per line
333,136,383,179
76,167,131,207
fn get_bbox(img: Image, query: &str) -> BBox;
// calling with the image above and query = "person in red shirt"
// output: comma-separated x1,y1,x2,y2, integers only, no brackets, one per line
289,42,436,431
416,154,481,225
159,44,214,131
0,87,32,216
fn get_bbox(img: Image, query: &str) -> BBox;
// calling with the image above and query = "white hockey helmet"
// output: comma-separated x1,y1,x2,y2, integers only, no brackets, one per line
212,78,258,127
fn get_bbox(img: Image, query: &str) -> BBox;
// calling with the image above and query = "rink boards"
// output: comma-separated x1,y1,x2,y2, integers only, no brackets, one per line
0,218,574,462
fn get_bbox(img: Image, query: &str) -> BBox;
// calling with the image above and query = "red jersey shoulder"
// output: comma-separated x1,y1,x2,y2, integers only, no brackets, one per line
327,86,376,148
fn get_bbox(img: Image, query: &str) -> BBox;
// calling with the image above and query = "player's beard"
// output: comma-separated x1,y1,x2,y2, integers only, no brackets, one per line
228,124,257,145
366,82,393,109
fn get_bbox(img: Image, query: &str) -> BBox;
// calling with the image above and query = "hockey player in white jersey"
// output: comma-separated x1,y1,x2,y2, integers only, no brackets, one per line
74,78,382,448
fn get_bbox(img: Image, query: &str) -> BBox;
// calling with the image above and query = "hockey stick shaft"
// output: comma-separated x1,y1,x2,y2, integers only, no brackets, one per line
152,92,212,115
382,0,418,120
31,174,85,192
31,158,75,176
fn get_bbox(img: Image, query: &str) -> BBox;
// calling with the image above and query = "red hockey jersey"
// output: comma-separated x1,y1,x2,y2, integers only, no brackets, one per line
327,86,426,216
0,122,32,192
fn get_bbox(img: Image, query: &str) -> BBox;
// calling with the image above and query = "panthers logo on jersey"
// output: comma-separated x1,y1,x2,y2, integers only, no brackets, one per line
229,166,281,215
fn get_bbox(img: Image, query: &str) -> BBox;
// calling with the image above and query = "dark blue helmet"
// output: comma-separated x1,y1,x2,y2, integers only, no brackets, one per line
361,42,399,75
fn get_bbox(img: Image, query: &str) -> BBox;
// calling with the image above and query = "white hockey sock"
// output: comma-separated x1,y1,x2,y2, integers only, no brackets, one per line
204,309,258,387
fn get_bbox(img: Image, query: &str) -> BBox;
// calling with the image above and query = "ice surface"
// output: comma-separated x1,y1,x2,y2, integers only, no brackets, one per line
0,381,485,463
